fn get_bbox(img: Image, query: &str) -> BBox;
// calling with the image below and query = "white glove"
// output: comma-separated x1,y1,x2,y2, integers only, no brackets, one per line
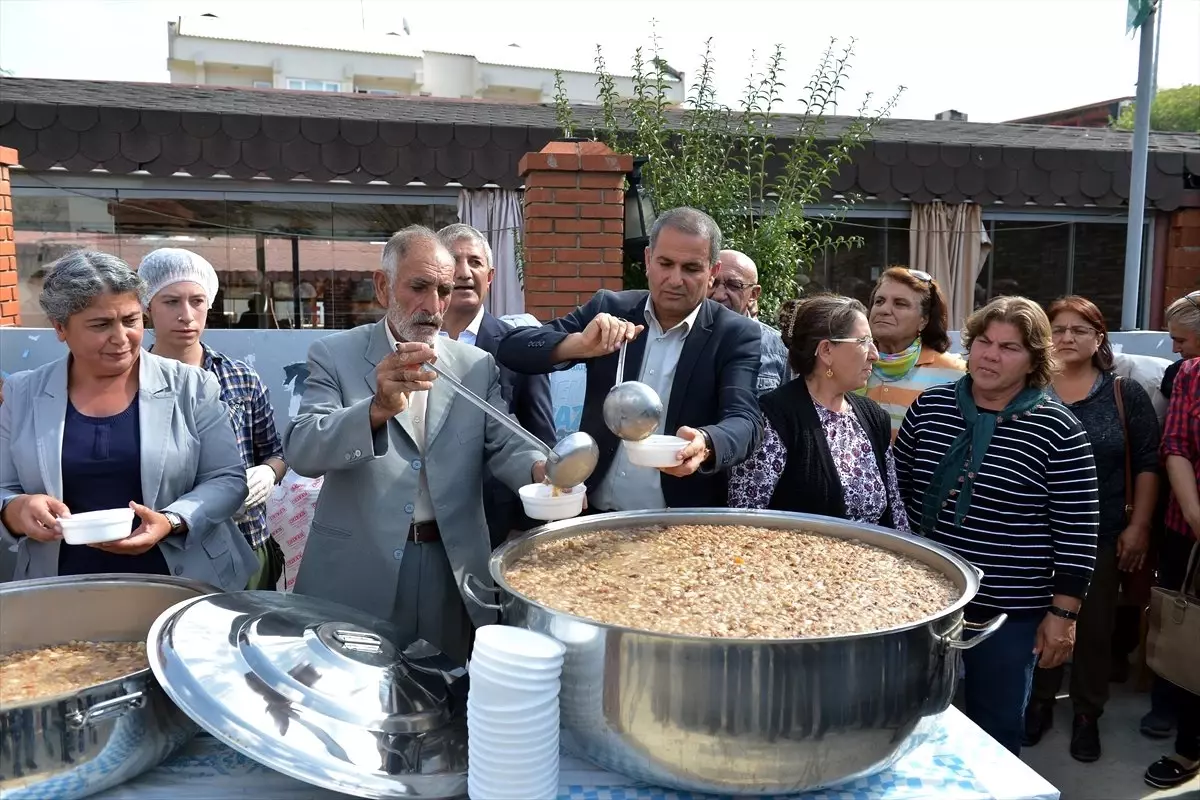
240,465,277,513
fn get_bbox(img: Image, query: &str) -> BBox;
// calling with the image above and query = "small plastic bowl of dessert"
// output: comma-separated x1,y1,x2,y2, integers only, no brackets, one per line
623,434,688,468
519,483,587,521
58,507,136,545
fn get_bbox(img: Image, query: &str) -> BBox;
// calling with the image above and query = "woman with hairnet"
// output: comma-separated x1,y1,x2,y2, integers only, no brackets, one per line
138,248,287,590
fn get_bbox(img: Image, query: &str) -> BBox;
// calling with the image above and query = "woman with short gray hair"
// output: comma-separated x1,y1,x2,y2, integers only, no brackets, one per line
0,250,254,589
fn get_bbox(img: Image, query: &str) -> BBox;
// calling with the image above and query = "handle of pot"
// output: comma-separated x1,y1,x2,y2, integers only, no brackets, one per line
67,690,147,730
463,573,502,612
941,613,1008,651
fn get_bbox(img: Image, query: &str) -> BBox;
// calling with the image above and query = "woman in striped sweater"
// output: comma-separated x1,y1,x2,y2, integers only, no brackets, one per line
894,296,1100,756
862,267,965,438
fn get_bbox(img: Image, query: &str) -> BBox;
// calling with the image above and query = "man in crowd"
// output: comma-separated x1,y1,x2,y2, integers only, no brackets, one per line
436,223,556,545
497,207,763,512
284,225,547,664
709,249,789,394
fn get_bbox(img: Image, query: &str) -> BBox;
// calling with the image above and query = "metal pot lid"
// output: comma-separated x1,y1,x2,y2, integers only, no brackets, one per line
148,590,468,799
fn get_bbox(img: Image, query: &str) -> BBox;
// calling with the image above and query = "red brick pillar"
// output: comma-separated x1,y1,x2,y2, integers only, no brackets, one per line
518,140,632,321
1162,208,1200,310
0,146,16,327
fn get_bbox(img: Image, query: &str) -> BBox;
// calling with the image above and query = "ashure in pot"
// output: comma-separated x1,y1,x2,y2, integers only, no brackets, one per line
0,574,216,800
465,509,1006,796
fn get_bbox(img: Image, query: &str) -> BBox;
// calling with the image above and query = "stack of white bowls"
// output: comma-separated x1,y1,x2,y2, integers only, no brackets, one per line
467,625,566,800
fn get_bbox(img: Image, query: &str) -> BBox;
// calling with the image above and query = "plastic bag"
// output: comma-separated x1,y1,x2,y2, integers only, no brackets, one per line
265,470,324,592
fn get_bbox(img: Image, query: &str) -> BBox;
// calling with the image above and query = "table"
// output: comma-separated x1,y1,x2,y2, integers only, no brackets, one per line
93,706,1058,800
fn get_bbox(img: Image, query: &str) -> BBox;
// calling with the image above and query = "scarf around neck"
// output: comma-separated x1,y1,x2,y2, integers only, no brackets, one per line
854,339,922,397
919,375,1046,537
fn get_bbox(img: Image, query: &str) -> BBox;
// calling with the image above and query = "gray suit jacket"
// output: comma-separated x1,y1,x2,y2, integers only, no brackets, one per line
0,352,255,590
283,320,543,628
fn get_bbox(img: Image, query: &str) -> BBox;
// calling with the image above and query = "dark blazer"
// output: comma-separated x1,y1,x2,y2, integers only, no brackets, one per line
473,312,557,544
757,378,897,526
474,312,557,445
497,290,764,508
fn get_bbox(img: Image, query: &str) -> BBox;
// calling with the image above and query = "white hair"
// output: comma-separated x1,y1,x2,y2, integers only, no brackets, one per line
436,223,493,268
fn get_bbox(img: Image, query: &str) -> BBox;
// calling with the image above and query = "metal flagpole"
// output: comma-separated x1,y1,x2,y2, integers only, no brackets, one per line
1120,0,1159,331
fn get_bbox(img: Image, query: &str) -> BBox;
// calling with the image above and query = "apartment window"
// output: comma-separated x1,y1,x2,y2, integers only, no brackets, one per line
252,80,273,89
356,88,400,96
285,78,341,92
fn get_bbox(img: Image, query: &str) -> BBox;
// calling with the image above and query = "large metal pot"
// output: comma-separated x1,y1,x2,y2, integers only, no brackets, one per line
465,509,1006,796
0,574,217,800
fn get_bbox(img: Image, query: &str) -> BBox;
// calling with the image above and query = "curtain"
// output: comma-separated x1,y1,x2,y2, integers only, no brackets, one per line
457,189,525,317
909,201,992,332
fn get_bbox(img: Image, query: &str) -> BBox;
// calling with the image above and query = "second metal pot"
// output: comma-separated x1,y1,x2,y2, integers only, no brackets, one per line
0,574,216,800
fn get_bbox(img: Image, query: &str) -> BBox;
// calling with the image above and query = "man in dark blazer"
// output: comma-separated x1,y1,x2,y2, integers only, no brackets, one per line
438,224,557,544
497,207,763,511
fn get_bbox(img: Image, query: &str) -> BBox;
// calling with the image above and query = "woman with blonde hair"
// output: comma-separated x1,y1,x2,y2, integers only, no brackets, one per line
894,296,1100,756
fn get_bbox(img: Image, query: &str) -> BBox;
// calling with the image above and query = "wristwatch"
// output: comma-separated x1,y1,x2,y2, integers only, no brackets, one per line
1047,605,1079,621
162,511,186,536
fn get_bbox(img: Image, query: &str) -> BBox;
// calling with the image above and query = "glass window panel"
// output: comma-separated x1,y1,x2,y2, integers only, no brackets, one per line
884,220,910,270
1070,222,1139,328
12,192,117,327
984,220,1071,309
823,219,886,305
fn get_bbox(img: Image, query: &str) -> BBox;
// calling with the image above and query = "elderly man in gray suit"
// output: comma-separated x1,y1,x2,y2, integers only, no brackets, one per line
284,225,546,665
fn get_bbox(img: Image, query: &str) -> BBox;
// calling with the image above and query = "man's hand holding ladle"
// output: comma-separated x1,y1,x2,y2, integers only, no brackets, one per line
369,342,438,430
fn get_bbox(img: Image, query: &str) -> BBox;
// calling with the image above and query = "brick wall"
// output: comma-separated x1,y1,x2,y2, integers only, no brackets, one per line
0,147,16,326
1161,208,1200,309
518,140,632,321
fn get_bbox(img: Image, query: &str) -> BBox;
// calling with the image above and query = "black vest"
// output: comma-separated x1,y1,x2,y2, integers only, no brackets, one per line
757,379,895,526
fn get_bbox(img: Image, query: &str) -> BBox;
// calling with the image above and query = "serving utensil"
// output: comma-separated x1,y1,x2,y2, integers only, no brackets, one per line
416,357,599,489
602,340,663,441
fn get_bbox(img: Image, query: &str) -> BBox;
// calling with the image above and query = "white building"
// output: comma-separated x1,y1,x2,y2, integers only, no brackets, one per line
167,15,685,105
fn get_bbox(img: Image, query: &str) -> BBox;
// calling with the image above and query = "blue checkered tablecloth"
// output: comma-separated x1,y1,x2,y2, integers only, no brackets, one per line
93,706,1059,800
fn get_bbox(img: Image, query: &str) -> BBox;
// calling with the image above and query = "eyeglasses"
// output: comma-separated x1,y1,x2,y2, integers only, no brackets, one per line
712,278,753,293
1051,325,1098,339
906,269,933,284
828,335,876,350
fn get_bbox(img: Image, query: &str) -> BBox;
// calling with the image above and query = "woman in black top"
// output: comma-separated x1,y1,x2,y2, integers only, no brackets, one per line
1025,296,1160,763
728,295,906,529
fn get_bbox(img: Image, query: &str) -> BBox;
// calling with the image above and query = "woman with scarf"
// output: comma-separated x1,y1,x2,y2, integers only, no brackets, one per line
728,295,907,530
894,296,1099,756
863,267,965,437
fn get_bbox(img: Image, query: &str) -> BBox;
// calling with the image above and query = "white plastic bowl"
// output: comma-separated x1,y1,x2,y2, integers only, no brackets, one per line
518,483,586,521
472,648,563,675
623,434,688,468
469,659,560,689
468,693,558,716
468,771,558,800
475,625,567,663
58,508,136,545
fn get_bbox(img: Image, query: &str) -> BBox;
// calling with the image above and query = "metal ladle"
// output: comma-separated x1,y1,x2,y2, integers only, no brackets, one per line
416,360,599,489
602,340,663,441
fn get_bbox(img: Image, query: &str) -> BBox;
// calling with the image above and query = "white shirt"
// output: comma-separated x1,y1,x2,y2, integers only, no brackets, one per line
590,298,702,512
385,324,437,523
440,306,487,347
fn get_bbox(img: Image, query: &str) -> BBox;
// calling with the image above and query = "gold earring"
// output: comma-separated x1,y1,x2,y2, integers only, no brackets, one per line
825,368,834,378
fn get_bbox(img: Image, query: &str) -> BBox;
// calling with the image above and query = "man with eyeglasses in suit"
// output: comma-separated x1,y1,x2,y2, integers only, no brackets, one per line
709,250,790,394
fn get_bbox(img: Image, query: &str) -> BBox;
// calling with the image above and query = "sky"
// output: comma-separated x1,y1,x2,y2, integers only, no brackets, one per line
0,0,1197,123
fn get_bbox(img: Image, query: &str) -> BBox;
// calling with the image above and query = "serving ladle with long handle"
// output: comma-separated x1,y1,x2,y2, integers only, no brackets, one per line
602,340,663,441
412,356,599,489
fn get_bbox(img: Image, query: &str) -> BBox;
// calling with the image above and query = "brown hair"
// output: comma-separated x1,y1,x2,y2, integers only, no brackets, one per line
868,266,952,353
1046,295,1113,371
779,294,868,378
962,296,1057,389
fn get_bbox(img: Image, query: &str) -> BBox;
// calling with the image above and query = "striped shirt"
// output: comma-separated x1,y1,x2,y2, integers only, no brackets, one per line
202,344,285,550
865,348,966,438
894,382,1099,614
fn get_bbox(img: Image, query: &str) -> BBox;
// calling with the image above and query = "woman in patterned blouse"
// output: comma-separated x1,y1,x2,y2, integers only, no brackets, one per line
728,295,907,530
